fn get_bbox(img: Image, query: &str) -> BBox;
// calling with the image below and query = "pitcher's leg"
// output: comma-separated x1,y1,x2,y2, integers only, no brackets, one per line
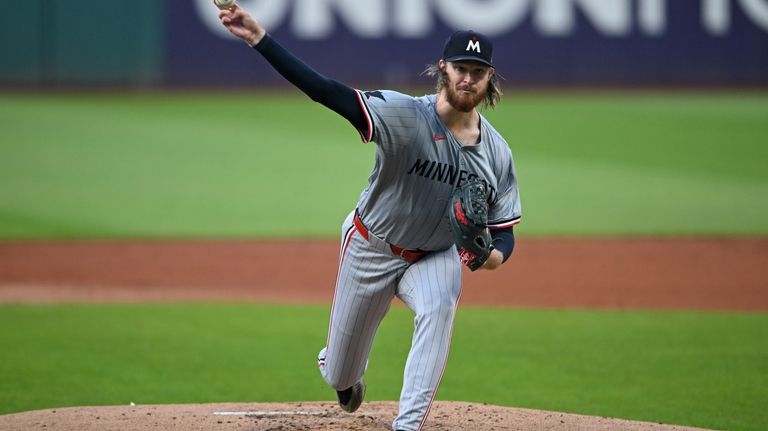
319,215,404,391
392,248,462,431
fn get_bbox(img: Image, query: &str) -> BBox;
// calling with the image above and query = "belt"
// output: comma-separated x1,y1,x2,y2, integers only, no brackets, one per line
353,211,428,264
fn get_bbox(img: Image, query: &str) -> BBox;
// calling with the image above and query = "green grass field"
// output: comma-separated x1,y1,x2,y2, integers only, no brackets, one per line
1,91,767,238
0,304,766,431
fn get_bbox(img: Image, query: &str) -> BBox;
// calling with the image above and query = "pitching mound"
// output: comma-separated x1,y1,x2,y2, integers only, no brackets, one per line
0,401,714,431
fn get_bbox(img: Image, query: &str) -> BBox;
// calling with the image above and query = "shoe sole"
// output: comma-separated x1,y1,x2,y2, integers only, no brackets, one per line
338,379,365,413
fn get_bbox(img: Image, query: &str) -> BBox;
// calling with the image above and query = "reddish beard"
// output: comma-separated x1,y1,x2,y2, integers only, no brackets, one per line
445,83,485,112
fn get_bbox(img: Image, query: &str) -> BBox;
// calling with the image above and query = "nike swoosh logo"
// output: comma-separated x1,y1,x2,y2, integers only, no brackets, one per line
432,134,446,141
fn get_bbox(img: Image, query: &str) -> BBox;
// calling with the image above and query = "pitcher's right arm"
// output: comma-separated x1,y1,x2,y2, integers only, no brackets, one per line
218,5,368,136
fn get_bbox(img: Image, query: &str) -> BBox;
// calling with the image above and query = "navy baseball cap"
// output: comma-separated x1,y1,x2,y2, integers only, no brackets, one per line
442,30,494,67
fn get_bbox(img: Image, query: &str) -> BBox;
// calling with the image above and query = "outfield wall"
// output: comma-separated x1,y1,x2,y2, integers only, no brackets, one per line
1,0,767,87
0,0,164,86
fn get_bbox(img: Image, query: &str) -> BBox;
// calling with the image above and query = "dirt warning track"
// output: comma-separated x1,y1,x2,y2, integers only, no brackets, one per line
1,237,766,310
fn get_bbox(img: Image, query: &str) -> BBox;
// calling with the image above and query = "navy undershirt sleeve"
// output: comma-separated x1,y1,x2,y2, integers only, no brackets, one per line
490,227,515,263
253,35,367,133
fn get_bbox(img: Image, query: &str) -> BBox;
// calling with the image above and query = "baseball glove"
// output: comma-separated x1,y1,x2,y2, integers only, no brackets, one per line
448,177,492,271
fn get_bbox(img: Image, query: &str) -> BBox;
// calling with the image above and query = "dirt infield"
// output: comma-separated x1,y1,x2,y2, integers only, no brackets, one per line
1,237,766,309
0,401,715,431
1,237,766,430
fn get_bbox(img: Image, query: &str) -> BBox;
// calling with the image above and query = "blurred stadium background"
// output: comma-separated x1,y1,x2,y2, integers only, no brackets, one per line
2,0,768,88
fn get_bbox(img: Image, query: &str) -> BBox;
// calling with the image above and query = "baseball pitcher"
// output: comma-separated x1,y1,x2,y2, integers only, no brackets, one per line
217,4,522,431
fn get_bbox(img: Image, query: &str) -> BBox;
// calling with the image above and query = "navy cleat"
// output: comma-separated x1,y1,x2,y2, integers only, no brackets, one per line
336,379,366,413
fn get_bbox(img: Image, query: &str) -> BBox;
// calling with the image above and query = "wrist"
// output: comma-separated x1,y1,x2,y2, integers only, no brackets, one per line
248,29,267,47
481,249,503,270
249,34,266,49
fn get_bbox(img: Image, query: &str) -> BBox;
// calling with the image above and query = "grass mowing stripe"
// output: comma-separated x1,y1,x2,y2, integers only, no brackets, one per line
0,304,332,410
489,94,768,182
522,155,768,235
2,91,767,238
446,309,768,431
0,304,765,431
0,93,373,238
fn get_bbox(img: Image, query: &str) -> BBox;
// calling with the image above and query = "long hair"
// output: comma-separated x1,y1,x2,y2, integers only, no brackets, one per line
422,62,503,110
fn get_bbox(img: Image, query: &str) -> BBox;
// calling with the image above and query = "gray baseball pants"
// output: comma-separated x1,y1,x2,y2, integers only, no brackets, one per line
318,211,463,431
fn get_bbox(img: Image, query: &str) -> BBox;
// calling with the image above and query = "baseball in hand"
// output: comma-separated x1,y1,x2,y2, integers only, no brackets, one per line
213,0,236,9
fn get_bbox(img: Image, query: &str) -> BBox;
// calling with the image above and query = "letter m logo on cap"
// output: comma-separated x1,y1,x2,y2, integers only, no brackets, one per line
466,38,481,53
443,31,493,67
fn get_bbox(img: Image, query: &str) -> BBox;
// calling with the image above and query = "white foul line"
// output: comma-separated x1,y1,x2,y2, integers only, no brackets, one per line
213,411,328,417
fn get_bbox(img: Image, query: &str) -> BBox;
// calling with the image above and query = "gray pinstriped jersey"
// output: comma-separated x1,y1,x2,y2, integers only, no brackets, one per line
354,90,522,251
